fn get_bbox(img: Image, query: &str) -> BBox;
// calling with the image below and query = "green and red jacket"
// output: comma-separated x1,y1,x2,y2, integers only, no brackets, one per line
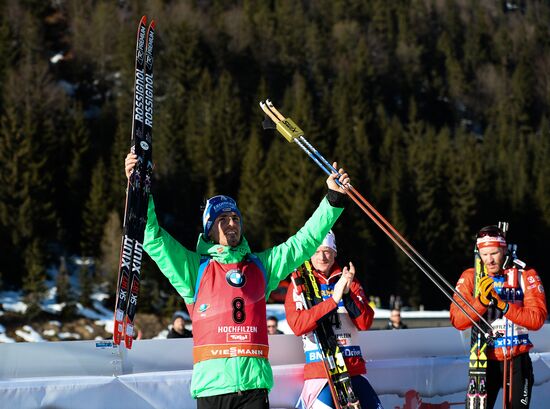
143,195,344,398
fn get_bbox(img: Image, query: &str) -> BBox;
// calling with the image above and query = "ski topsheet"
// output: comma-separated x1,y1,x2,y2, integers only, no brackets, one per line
113,16,155,349
291,261,361,409
466,249,488,409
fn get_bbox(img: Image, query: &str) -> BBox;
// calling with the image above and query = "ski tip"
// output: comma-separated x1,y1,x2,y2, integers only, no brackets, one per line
140,15,147,25
149,20,156,30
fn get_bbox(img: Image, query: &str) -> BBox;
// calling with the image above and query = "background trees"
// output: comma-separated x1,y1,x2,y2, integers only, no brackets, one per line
0,0,548,312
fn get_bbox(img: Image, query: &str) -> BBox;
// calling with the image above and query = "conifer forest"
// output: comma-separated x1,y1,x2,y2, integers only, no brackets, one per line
0,0,549,317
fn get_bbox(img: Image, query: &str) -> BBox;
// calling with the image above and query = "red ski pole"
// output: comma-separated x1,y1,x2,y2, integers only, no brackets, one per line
260,99,498,339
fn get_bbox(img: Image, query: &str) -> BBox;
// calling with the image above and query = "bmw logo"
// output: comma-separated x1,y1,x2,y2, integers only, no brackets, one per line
226,269,246,288
140,141,149,150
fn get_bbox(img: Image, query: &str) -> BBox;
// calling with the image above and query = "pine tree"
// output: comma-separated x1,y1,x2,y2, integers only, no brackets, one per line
0,15,14,108
0,13,62,286
56,256,77,319
408,126,449,254
184,70,245,197
81,160,109,257
437,30,466,101
329,70,374,265
78,264,93,308
261,74,321,243
56,256,71,304
154,20,202,180
98,210,122,295
0,106,29,286
511,51,536,126
238,128,269,249
532,118,550,227
445,130,481,267
272,0,306,69
60,104,91,251
23,239,47,319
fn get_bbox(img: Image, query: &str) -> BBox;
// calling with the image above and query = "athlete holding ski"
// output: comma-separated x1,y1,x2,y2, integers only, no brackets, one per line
125,153,350,409
450,225,547,409
285,231,383,409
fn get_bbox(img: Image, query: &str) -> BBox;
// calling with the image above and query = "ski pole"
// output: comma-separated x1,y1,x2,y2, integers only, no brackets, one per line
498,222,514,409
260,99,497,338
504,296,516,408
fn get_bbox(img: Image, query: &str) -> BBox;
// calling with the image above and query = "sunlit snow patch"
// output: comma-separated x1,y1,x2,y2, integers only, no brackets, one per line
15,325,44,342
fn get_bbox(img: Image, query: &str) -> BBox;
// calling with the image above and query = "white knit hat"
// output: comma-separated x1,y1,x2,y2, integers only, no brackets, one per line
320,230,337,253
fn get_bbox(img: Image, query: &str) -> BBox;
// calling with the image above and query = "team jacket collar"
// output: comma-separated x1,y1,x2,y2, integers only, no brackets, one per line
196,233,251,264
312,263,342,284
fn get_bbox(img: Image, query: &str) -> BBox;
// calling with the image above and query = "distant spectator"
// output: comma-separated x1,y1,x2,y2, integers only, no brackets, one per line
389,294,403,310
167,312,192,338
386,308,408,330
267,316,283,335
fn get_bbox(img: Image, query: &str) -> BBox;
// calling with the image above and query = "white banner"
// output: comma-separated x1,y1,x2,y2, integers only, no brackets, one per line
0,325,549,408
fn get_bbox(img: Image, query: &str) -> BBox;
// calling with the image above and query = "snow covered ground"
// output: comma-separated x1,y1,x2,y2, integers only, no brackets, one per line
0,259,120,342
0,286,116,343
0,262,451,343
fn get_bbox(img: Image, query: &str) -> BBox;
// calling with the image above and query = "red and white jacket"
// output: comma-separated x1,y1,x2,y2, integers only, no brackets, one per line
450,266,547,360
284,263,374,379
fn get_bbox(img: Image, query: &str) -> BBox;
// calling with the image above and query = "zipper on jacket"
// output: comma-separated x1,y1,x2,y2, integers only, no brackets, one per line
235,356,241,394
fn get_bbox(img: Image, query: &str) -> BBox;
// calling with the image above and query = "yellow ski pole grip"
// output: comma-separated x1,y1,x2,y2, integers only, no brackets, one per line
276,117,304,143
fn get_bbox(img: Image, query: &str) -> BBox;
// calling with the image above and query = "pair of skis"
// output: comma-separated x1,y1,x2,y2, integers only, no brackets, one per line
466,249,488,409
291,261,361,409
113,16,155,349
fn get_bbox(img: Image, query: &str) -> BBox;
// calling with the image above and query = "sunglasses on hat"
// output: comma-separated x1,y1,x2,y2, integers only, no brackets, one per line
476,225,505,239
